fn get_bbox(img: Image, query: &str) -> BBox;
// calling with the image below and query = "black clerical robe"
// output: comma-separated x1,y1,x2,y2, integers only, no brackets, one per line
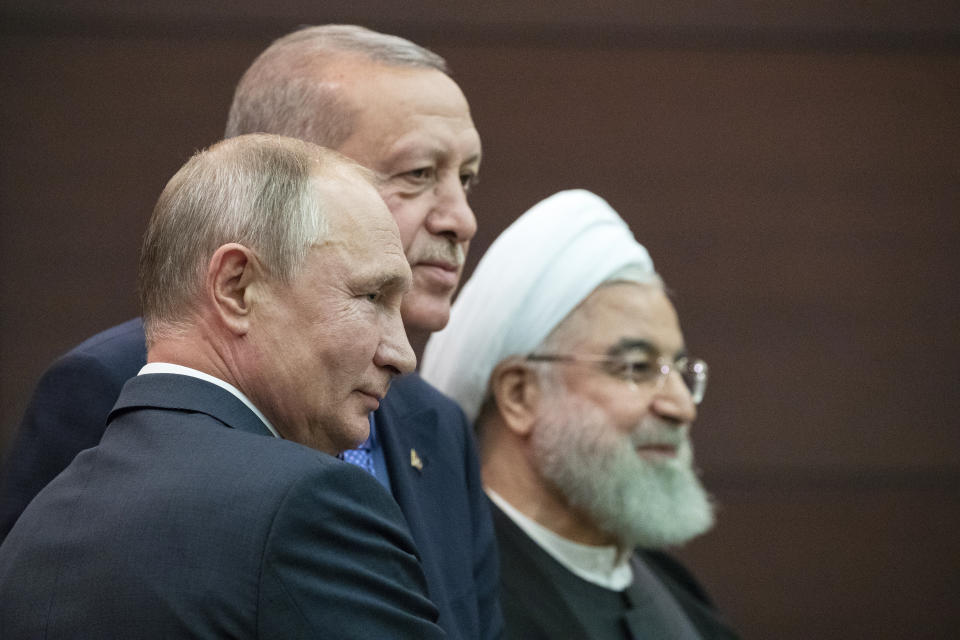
491,500,740,640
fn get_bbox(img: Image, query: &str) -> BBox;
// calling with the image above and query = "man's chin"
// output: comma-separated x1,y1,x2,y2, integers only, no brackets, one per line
336,417,373,452
401,291,453,335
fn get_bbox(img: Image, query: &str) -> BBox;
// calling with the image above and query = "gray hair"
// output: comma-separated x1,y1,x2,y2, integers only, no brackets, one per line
224,24,450,148
138,133,371,345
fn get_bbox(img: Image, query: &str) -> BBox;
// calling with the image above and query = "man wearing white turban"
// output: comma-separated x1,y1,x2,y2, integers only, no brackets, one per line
422,190,739,639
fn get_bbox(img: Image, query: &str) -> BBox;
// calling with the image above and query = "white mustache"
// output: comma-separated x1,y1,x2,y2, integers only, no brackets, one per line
629,420,690,449
412,241,464,267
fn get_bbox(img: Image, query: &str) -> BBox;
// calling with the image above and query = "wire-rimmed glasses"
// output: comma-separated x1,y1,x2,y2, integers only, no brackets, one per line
525,352,708,405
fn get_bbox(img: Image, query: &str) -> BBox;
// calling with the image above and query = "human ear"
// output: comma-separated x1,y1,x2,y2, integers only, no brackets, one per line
489,359,542,437
206,243,260,336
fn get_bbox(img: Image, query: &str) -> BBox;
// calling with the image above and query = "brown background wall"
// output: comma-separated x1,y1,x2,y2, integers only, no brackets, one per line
2,2,958,637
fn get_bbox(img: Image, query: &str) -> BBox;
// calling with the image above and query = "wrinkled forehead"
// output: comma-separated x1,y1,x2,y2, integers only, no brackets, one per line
335,62,480,155
549,282,684,355
342,58,471,111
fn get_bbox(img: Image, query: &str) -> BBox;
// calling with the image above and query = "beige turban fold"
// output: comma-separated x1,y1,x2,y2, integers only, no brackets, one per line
420,189,658,423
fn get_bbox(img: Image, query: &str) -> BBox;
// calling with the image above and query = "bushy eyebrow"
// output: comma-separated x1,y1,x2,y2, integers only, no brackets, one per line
606,339,654,358
387,140,482,169
355,272,411,295
606,338,687,360
461,152,482,168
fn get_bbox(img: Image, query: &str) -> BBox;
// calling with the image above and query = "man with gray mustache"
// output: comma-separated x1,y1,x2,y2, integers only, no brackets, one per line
421,190,740,639
0,25,501,639
408,242,466,302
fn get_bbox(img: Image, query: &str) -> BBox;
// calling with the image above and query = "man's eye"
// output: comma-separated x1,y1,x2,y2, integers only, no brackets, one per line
460,172,478,191
611,360,652,381
405,167,434,181
365,292,380,302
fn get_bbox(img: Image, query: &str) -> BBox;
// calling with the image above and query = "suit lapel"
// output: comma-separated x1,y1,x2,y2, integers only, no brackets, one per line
376,386,436,538
638,552,741,640
622,556,700,640
376,381,470,636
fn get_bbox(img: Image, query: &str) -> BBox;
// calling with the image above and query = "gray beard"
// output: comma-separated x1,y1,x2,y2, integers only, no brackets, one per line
530,391,715,550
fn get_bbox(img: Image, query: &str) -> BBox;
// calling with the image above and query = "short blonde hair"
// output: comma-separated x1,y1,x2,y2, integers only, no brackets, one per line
137,133,372,345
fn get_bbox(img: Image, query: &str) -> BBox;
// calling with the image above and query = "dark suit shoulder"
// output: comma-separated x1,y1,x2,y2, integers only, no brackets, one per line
41,317,147,391
135,410,446,638
233,444,443,639
69,317,145,356
386,373,467,419
0,319,147,539
1,399,445,639
382,373,472,455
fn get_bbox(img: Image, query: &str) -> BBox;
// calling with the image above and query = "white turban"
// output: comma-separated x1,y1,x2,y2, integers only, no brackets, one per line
420,189,657,422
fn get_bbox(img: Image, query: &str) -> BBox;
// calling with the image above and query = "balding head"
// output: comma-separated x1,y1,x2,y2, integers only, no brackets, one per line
223,26,480,336
139,133,374,345
138,133,414,453
224,25,449,149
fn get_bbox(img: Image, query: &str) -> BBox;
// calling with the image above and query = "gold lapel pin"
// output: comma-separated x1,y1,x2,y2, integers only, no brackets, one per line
410,448,423,471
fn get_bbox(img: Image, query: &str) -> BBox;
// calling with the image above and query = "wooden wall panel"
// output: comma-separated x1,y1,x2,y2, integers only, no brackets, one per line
4,1,959,41
1,5,958,637
0,33,253,436
679,484,960,639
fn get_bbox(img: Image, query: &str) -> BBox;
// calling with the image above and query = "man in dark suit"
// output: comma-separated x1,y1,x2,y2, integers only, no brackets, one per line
0,25,501,639
0,134,444,638
422,190,741,639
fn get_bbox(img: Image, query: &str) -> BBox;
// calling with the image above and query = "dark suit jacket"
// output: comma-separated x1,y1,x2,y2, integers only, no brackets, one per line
0,318,503,640
491,501,740,640
0,373,444,639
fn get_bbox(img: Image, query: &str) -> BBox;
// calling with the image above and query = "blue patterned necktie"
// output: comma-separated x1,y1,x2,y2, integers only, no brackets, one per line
339,435,375,477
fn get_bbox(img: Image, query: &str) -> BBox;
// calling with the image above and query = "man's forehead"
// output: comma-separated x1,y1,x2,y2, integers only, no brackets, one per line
312,171,397,234
332,57,458,105
581,281,669,314
366,219,408,257
385,129,482,166
561,282,685,353
342,63,473,127
313,221,410,287
351,257,411,289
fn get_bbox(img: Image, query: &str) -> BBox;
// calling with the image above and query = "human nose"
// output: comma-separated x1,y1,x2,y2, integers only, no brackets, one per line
375,312,417,376
425,173,477,243
651,368,698,425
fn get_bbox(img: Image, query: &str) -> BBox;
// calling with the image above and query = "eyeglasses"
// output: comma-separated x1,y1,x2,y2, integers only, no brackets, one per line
525,352,708,405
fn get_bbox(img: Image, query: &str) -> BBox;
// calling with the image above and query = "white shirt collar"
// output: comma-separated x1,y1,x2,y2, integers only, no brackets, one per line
138,362,280,438
487,489,633,591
